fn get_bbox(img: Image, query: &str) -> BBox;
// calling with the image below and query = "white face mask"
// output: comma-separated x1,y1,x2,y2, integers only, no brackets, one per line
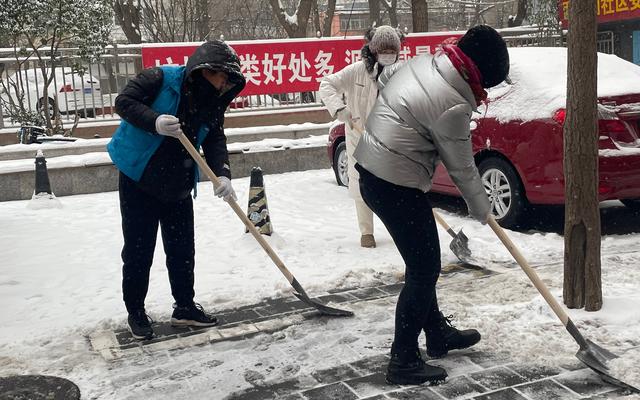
377,54,398,66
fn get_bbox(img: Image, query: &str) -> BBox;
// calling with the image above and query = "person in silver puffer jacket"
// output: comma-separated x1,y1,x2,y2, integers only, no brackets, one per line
354,25,510,386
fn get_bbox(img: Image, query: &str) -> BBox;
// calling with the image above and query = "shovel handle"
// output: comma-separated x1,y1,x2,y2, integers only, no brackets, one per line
433,210,458,238
177,133,295,284
487,215,570,326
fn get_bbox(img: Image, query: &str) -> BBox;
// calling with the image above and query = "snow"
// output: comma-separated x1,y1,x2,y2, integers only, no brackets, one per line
480,47,640,123
0,134,328,173
1,168,640,398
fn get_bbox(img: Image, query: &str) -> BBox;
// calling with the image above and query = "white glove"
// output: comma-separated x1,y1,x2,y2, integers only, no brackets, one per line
155,114,182,138
336,108,360,130
214,176,237,202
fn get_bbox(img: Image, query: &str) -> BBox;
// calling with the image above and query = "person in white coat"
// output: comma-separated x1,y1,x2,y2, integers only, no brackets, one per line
319,25,403,248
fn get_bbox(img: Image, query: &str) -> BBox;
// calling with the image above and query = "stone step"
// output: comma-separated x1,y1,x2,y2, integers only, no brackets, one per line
0,122,332,162
0,144,330,201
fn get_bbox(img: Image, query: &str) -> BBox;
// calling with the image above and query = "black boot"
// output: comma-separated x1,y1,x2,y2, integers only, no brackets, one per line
425,313,481,358
128,309,154,340
386,344,448,385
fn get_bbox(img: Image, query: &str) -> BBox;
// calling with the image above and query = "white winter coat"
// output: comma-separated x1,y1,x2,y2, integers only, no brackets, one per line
319,61,380,199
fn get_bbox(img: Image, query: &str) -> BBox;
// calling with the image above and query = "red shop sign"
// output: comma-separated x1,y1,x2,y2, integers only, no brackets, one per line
140,33,461,96
559,0,640,27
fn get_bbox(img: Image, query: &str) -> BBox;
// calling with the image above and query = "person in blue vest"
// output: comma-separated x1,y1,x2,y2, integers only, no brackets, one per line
107,40,246,340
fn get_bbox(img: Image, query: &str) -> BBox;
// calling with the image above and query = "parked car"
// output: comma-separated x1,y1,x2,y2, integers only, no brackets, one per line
1,67,101,119
328,47,640,228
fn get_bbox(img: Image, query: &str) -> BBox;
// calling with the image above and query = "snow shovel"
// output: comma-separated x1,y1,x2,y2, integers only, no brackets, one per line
433,210,473,262
178,133,353,317
487,215,639,393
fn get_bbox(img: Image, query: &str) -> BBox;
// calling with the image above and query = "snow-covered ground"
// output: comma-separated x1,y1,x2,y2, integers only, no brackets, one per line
1,168,640,398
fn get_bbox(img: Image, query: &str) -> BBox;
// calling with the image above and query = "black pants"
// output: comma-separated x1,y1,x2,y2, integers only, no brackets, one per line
356,164,442,352
119,172,196,314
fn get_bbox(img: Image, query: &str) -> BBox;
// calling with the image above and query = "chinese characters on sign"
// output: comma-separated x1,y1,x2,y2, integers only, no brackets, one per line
141,34,459,96
560,0,640,25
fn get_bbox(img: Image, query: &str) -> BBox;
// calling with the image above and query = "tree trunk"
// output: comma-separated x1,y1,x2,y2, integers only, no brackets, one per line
112,0,142,43
563,0,602,311
197,0,210,40
508,0,528,27
411,0,428,32
369,0,381,27
387,0,398,28
322,0,337,37
312,0,321,35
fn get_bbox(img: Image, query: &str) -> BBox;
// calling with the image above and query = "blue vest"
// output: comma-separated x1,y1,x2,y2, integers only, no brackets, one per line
107,66,210,189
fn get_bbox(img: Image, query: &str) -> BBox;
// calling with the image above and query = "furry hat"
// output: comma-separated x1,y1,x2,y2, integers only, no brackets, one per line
457,25,510,88
367,25,402,54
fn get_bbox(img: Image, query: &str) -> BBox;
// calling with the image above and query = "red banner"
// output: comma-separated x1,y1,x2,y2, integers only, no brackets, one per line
141,33,461,96
559,0,640,27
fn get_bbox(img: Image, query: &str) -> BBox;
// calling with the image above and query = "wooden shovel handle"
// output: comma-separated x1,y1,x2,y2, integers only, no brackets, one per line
487,215,570,326
433,210,454,232
177,133,295,283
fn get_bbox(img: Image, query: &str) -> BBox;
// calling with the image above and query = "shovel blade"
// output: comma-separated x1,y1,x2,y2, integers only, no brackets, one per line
292,291,354,317
576,339,640,393
449,229,472,261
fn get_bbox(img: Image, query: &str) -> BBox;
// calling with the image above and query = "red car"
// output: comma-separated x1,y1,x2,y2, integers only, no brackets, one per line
328,47,640,229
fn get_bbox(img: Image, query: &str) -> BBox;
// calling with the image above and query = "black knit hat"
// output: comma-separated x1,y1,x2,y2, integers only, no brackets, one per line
457,25,510,88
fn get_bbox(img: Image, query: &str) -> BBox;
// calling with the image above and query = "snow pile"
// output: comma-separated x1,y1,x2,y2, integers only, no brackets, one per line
609,347,640,392
480,47,640,123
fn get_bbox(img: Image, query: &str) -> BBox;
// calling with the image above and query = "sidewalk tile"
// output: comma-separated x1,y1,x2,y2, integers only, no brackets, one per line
226,387,277,399
317,293,358,304
386,386,441,399
218,309,262,324
554,371,617,397
583,388,638,399
343,372,389,398
377,284,404,295
431,375,487,399
514,379,580,400
469,366,527,390
280,394,305,400
508,364,562,381
428,354,484,377
464,351,513,368
473,388,528,400
267,376,319,396
349,354,390,375
327,286,358,294
348,287,388,300
311,365,362,384
300,382,359,400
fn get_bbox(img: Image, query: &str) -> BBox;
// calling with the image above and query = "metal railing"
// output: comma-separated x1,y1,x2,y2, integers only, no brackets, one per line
0,44,321,130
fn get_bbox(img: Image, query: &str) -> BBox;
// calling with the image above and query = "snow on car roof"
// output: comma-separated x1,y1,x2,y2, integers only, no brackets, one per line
479,47,640,123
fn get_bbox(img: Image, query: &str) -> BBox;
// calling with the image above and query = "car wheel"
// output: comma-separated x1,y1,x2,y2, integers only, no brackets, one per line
621,199,640,211
479,157,528,229
332,141,349,187
37,97,55,120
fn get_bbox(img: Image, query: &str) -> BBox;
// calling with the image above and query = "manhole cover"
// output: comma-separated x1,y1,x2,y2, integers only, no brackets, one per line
0,375,80,400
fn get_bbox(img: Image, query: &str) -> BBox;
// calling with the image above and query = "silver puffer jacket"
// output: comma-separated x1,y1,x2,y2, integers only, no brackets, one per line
353,51,490,222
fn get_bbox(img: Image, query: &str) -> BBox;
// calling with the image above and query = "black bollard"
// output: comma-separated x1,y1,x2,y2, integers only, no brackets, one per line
246,167,272,235
34,149,52,195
